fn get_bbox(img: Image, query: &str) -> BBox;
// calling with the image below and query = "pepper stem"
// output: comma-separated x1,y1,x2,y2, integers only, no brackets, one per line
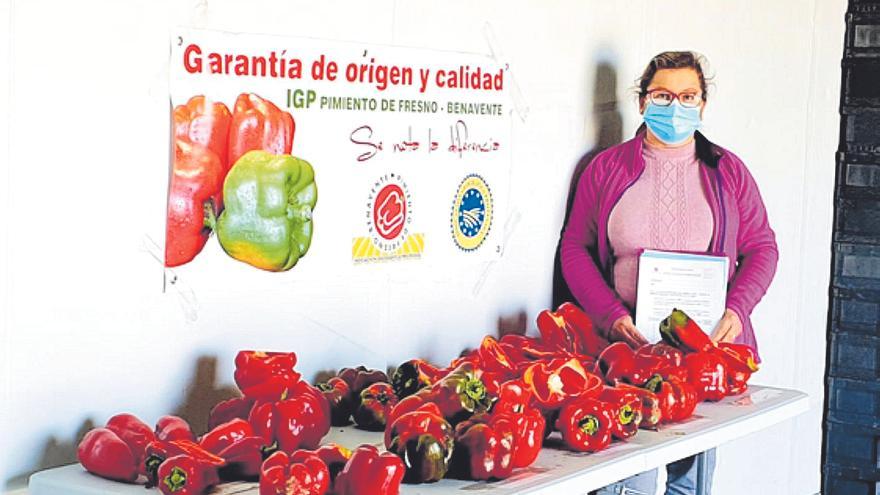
645,375,663,393
203,201,217,231
163,466,187,492
464,377,487,404
579,415,600,436
619,405,634,425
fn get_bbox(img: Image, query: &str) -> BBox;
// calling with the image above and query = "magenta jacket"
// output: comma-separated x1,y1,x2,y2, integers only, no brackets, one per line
560,130,778,357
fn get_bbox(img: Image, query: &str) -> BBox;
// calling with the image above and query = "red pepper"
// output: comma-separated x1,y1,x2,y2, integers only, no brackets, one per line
494,379,531,415
644,374,699,423
537,307,582,353
157,454,219,495
598,387,642,440
165,138,224,267
555,398,615,452
594,342,659,386
660,308,716,353
259,450,329,495
637,343,685,369
334,445,405,495
430,362,494,425
684,352,729,402
77,427,139,482
386,390,431,427
228,93,295,167
156,416,195,443
312,444,352,493
490,380,545,467
337,366,389,402
509,407,545,468
450,413,516,480
105,413,156,469
208,396,256,431
172,95,232,172
478,336,517,376
144,439,226,487
200,418,263,480
522,358,602,410
249,381,331,454
384,403,455,483
712,343,759,395
318,377,354,426
617,383,663,429
353,382,399,431
557,302,609,357
234,351,302,401
499,334,560,361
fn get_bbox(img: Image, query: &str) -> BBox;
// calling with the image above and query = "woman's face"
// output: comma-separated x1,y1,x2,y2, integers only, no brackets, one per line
640,68,706,118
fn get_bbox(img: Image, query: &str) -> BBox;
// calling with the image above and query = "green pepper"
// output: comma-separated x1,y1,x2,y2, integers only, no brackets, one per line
217,151,317,272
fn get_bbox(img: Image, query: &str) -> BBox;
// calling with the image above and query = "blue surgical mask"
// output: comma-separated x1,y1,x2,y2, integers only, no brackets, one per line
643,101,701,145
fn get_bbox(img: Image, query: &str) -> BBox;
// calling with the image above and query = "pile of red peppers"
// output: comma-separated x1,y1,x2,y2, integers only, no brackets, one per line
77,305,758,493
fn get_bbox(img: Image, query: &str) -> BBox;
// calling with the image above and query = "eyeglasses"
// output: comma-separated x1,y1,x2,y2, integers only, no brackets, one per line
645,89,703,108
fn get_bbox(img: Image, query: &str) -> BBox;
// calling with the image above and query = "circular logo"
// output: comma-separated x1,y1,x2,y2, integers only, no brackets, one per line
367,174,411,252
451,174,493,251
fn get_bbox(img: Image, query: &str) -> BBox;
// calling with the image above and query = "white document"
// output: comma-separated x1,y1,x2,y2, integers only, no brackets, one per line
635,250,729,343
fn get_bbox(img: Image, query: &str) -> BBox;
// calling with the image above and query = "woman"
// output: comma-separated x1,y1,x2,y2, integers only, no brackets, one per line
560,51,778,494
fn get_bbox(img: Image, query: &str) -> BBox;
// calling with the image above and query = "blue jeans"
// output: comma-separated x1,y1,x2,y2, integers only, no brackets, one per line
594,449,716,495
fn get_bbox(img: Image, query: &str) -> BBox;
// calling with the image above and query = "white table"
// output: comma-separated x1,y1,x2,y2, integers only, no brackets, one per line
29,385,808,495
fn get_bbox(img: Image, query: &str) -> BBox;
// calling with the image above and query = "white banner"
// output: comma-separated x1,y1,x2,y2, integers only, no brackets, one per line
167,28,511,281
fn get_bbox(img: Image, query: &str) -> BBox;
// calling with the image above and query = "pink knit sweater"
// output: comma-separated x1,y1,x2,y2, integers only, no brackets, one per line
607,139,714,309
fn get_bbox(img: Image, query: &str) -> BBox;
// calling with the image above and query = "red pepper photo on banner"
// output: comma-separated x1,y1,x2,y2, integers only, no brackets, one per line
228,92,295,167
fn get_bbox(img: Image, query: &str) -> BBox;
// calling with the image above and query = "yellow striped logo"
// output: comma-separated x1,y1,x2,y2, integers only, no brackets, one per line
352,233,425,262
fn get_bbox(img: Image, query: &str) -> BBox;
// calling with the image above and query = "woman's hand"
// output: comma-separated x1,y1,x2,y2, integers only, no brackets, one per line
711,309,742,343
608,315,649,348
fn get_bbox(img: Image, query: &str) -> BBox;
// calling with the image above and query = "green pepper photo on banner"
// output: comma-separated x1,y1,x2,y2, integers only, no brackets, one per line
217,150,317,272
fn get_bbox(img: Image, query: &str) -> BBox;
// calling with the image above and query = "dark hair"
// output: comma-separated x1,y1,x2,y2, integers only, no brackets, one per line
634,51,721,168
636,51,711,103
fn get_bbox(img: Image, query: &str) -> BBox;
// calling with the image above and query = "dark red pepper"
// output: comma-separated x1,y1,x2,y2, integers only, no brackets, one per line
390,359,443,399
598,387,642,440
337,366,389,402
318,377,354,426
684,352,729,402
555,398,615,452
384,403,455,483
334,445,405,495
259,450,329,495
450,413,516,480
353,382,399,431
595,342,658,386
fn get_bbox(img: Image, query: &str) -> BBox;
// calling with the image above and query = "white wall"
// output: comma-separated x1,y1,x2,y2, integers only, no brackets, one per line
1,1,845,493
